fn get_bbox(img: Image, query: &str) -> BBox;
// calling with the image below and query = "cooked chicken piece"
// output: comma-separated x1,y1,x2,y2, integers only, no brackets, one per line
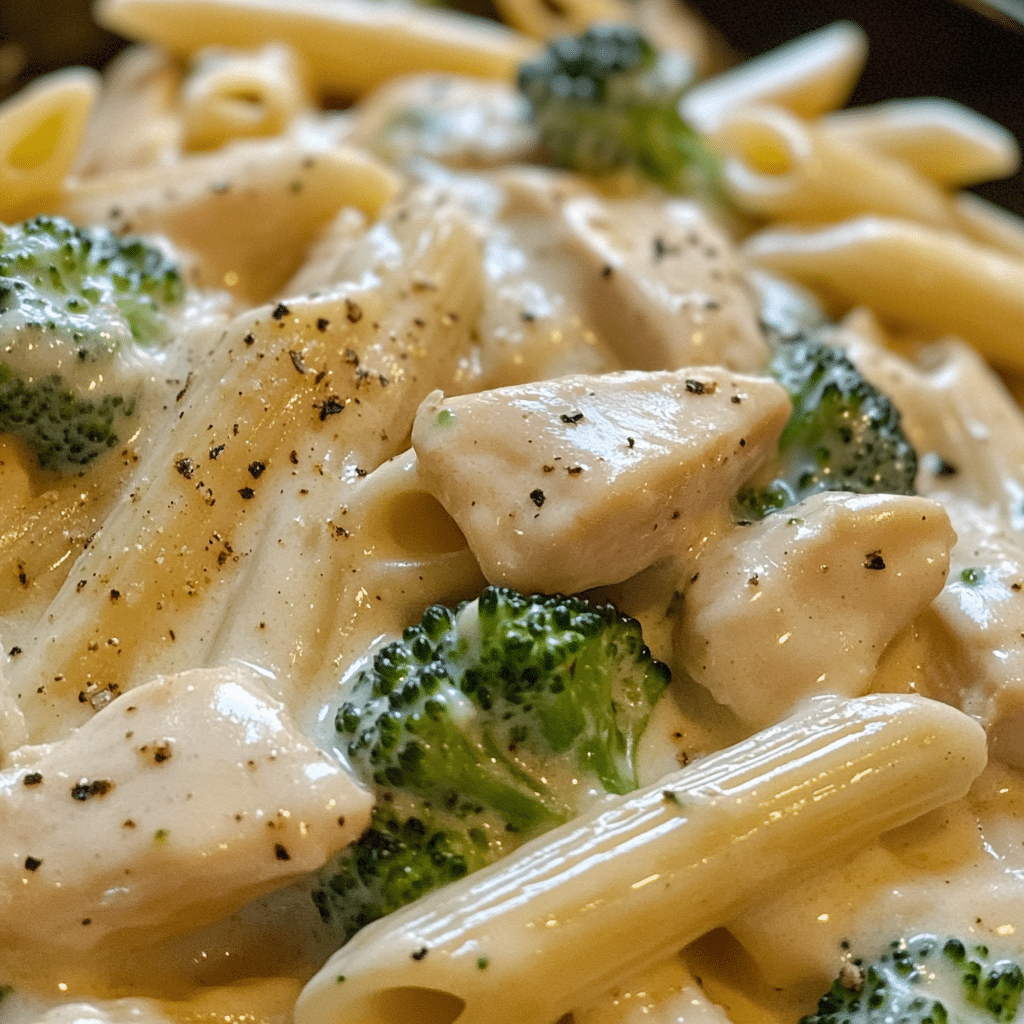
0,665,371,950
412,367,789,593
677,491,954,728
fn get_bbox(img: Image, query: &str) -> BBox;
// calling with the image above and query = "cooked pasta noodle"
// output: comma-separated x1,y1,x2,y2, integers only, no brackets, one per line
181,43,311,151
822,97,1021,189
489,0,630,39
95,0,537,98
682,21,867,132
711,102,958,227
62,138,401,299
0,67,100,221
69,45,183,175
743,215,1024,371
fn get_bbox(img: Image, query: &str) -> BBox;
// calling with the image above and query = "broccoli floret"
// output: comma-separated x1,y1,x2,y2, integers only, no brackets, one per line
311,799,496,943
735,334,918,520
0,215,183,469
314,586,670,942
516,24,715,191
804,935,1024,1024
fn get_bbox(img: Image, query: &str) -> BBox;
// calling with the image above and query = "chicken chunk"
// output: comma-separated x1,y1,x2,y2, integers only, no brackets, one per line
0,665,371,949
677,491,955,729
412,368,790,593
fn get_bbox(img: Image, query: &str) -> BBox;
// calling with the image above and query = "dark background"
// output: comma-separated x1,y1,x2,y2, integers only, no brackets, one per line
3,0,1024,211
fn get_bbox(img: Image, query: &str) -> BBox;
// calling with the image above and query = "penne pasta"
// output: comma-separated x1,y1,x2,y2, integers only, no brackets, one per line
823,97,1021,189
711,102,957,228
297,693,986,1024
181,43,311,151
682,21,867,133
0,67,100,221
953,189,1024,259
70,45,183,175
60,138,401,300
95,0,538,100
490,0,631,40
743,215,1024,372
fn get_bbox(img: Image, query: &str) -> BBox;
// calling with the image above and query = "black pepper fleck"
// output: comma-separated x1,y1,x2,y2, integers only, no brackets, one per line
175,372,193,402
411,947,429,961
23,772,42,786
24,856,42,871
864,550,886,570
248,461,266,479
238,487,256,500
71,778,114,801
530,489,545,507
272,302,290,320
319,397,345,421
274,843,291,861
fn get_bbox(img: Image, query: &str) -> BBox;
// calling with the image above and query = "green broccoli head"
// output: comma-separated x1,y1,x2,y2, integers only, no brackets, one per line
0,215,183,469
315,586,671,942
804,936,1024,1024
736,335,918,520
516,24,714,191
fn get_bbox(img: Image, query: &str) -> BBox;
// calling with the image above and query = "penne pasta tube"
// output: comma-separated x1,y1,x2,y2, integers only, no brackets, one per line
682,21,867,134
60,139,401,301
0,67,100,222
823,97,1021,189
711,103,956,229
95,0,537,100
743,215,1024,372
490,0,630,40
296,692,987,1024
954,190,1024,259
70,45,183,176
182,43,311,151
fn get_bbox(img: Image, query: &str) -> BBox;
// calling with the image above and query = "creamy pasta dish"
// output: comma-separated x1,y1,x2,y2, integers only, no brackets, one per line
2,2,1024,1023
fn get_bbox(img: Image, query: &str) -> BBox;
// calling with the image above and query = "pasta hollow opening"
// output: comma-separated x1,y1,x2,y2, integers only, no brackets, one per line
219,90,270,121
736,122,794,176
9,109,65,169
384,490,468,556
356,985,465,1024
